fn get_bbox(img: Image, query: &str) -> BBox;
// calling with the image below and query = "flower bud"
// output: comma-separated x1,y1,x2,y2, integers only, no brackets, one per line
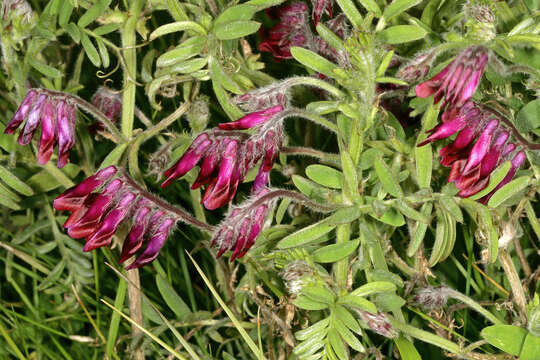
413,286,451,310
280,260,313,295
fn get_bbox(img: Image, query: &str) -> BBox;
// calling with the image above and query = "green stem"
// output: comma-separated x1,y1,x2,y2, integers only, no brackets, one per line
390,320,462,355
121,0,145,139
335,223,351,293
127,102,190,181
280,76,346,98
445,288,503,325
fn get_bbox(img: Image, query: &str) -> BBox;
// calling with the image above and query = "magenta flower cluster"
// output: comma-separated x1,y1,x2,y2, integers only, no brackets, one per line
416,46,526,202
211,188,273,261
5,89,76,168
161,105,284,210
258,1,346,64
53,166,179,269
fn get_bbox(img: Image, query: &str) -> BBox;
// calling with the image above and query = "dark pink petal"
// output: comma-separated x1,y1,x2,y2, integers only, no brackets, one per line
191,153,219,189
161,134,212,187
127,217,176,269
218,105,283,130
54,166,117,211
5,90,38,134
480,131,509,177
18,94,46,145
448,159,466,182
462,119,498,173
68,179,123,239
230,218,251,261
415,65,451,98
119,206,152,263
84,192,137,251
37,100,56,164
417,115,467,146
56,103,76,168
202,140,238,210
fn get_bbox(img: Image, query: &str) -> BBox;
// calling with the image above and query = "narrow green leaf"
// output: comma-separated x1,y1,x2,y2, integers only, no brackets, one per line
81,33,101,67
395,200,430,223
58,2,74,26
0,165,34,196
170,57,208,74
428,209,446,266
93,23,122,36
277,220,336,249
96,37,109,68
156,275,191,320
295,318,329,341
65,22,81,43
165,0,189,21
290,46,340,79
374,156,403,197
157,37,206,67
439,196,463,223
212,78,244,120
306,164,344,189
358,0,382,16
214,20,261,40
350,281,396,297
334,318,365,352
293,294,329,310
78,0,111,28
487,176,531,208
328,328,347,359
338,294,377,313
469,161,512,200
209,57,244,95
302,285,335,305
383,0,422,21
214,4,259,25
0,193,20,210
407,202,431,256
28,59,63,78
312,240,359,263
395,336,422,360
376,50,395,76
334,0,363,28
316,23,345,52
150,21,207,40
377,25,427,44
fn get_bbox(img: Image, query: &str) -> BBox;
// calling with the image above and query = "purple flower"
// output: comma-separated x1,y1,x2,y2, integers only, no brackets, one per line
218,105,283,130
211,188,275,260
357,311,397,339
90,87,122,132
418,103,526,199
259,2,312,60
416,46,488,108
397,50,438,83
5,89,77,168
161,110,284,210
54,166,179,269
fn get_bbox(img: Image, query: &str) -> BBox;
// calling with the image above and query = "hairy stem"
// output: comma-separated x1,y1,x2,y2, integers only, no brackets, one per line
445,288,503,325
120,169,215,233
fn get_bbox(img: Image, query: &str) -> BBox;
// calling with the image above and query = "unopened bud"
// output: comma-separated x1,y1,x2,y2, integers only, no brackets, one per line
280,260,313,295
413,286,451,310
185,96,210,133
358,311,397,338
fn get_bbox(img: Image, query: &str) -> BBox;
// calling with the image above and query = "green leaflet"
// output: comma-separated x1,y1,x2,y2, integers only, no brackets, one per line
377,25,427,44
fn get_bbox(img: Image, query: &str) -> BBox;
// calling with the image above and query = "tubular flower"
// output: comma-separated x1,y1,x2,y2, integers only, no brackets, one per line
415,46,489,108
210,187,275,260
53,166,180,269
396,49,438,83
5,88,76,168
259,2,312,60
357,311,398,339
161,107,284,210
418,103,526,200
90,87,122,131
